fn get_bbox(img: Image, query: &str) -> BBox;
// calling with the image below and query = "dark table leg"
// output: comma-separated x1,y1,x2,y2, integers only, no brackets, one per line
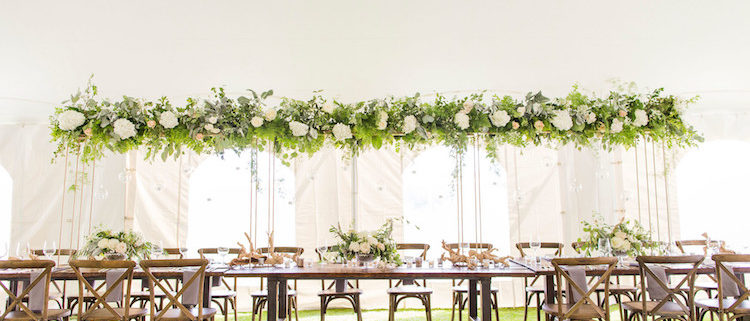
468,279,478,321
480,278,492,321
544,275,555,321
202,276,212,309
268,277,278,321
278,279,288,320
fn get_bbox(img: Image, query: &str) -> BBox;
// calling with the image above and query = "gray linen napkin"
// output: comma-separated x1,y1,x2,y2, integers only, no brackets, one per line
106,269,126,303
645,265,669,300
564,267,588,303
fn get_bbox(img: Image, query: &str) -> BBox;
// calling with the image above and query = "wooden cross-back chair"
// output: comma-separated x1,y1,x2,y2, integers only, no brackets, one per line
130,248,183,310
69,259,148,321
32,249,75,310
0,259,71,321
696,254,750,321
542,257,618,321
676,240,722,297
516,242,563,321
444,242,499,321
315,246,363,321
622,255,704,321
250,247,304,321
387,243,432,321
139,259,216,321
198,248,241,321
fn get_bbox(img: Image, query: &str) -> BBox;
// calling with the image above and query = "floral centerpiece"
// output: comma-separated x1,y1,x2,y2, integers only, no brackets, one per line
76,227,152,260
329,219,401,265
577,215,656,257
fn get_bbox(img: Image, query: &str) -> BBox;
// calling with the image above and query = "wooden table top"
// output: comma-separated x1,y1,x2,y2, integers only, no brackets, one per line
222,262,536,279
0,266,227,280
511,258,750,276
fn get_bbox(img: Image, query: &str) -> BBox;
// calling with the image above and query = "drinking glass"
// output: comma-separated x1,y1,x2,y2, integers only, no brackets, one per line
530,240,542,258
152,241,163,259
217,246,230,264
598,238,611,256
0,241,8,259
43,241,56,258
25,242,32,259
179,246,189,258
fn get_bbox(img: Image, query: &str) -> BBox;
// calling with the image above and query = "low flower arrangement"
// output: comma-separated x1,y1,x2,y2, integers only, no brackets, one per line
329,220,401,265
577,215,657,257
76,227,152,260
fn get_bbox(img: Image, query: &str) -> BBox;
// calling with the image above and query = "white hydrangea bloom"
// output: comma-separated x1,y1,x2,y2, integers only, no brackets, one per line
611,118,624,133
322,101,336,113
58,110,86,130
454,112,470,130
633,109,649,127
264,108,277,121
159,111,178,129
376,111,388,130
250,116,264,128
402,115,418,134
462,100,475,114
489,110,510,127
332,123,353,141
550,110,573,130
113,118,136,139
288,121,309,137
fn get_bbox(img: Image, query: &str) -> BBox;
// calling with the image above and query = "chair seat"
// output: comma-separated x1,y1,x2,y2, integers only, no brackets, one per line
598,283,638,294
452,285,499,293
250,289,297,298
210,289,236,299
2,309,71,320
696,298,750,313
542,303,605,320
154,307,217,321
317,288,363,296
80,307,148,320
525,285,545,293
130,289,174,298
387,286,433,295
622,301,690,316
695,282,719,290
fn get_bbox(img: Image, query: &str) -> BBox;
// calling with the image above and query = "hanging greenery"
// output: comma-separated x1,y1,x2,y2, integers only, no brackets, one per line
50,78,702,163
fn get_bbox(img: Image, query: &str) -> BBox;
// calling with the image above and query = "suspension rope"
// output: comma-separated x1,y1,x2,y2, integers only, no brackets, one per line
643,141,653,238
651,141,661,243
56,146,69,265
662,143,673,243
87,159,96,235
68,147,81,250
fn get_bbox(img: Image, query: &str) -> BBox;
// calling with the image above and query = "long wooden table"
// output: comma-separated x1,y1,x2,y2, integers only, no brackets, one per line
225,263,535,321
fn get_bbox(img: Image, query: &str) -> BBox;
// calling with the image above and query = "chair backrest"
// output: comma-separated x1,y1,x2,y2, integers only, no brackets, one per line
713,254,750,314
516,242,564,257
257,247,305,256
315,246,341,261
675,240,723,254
139,259,210,321
396,243,429,259
69,259,136,320
445,242,493,252
197,248,242,255
635,255,704,317
550,257,617,321
0,260,55,320
162,248,185,258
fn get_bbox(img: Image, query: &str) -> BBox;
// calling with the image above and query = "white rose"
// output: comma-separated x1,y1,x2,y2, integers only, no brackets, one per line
531,103,542,114
611,118,624,133
611,237,631,251
264,108,277,121
359,243,371,254
402,115,418,134
158,111,178,129
204,123,214,131
251,116,264,128
454,112,470,130
309,129,318,139
57,110,86,131
97,239,108,249
585,112,597,124
332,123,353,141
550,110,573,131
462,100,475,113
633,109,649,127
349,242,360,253
113,118,136,140
517,106,526,116
115,242,127,254
210,127,221,134
614,231,627,239
322,101,336,113
377,243,385,251
490,110,511,127
288,121,309,137
207,116,218,124
366,236,377,244
377,111,388,130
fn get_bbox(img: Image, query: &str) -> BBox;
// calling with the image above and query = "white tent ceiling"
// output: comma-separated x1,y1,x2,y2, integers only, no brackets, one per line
2,0,750,124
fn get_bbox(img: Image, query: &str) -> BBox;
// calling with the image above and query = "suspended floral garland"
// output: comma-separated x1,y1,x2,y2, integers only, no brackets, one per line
50,79,702,163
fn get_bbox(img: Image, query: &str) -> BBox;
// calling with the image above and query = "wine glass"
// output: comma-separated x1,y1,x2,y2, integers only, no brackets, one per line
152,241,163,259
25,242,32,259
217,246,230,265
0,241,8,260
43,241,56,258
598,238,611,256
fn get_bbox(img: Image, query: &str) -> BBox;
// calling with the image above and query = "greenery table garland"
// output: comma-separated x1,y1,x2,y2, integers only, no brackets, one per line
50,79,701,163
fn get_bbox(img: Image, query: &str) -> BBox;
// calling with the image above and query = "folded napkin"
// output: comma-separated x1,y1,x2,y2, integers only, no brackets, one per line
335,279,346,292
564,267,588,303
211,276,222,287
182,269,200,306
645,265,669,300
106,269,126,303
28,270,45,312
401,278,415,286
720,266,741,297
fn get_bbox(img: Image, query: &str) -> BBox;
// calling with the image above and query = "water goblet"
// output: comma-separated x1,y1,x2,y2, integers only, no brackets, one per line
217,246,230,265
43,241,56,258
598,238,611,256
152,242,163,259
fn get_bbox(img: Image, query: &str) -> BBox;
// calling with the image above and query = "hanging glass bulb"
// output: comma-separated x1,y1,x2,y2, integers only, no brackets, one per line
543,156,553,168
569,179,583,193
182,166,194,175
94,184,109,200
153,182,165,192
596,170,610,180
118,170,133,183
206,197,212,202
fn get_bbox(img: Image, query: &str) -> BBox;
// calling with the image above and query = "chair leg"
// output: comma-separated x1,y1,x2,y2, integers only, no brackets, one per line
231,297,237,321
320,296,326,321
293,297,299,321
536,293,542,321
451,293,457,321
354,295,363,321
388,294,396,321
524,293,532,321
425,294,433,321
458,293,464,321
493,292,500,321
